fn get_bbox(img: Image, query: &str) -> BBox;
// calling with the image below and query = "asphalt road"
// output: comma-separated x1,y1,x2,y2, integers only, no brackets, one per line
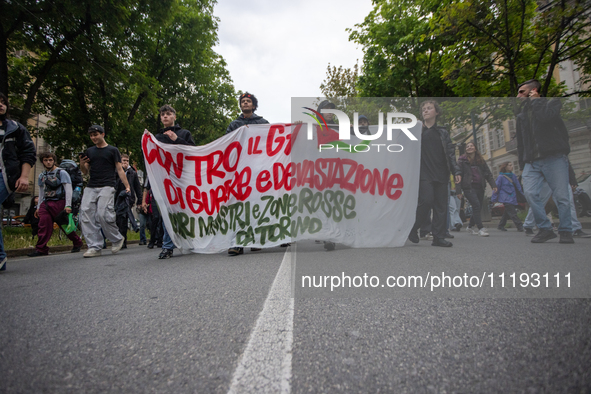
1,229,590,393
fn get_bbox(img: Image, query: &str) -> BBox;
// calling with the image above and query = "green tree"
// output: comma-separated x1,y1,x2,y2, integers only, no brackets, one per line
320,62,359,99
348,0,456,98
5,0,237,160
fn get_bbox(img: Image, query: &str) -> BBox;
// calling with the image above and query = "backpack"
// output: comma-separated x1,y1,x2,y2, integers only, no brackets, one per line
59,159,84,208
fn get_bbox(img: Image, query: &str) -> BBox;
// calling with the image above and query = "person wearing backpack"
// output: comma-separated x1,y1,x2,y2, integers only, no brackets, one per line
0,92,36,271
59,158,84,214
27,152,84,257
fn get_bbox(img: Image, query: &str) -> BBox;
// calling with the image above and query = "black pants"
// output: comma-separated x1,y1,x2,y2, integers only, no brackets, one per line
412,180,448,240
465,185,484,230
149,203,163,246
116,213,129,246
498,203,523,229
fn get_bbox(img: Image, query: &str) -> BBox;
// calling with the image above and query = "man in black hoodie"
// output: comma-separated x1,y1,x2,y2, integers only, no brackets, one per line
149,104,195,259
516,79,573,244
0,92,36,271
226,92,269,256
226,92,269,134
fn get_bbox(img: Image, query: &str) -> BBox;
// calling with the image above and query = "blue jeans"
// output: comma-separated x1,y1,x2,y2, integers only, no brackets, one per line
0,179,11,260
524,182,582,231
449,195,462,229
522,155,572,232
162,221,175,250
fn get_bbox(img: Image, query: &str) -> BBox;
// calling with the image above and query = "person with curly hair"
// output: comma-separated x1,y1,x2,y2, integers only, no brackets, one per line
456,141,497,237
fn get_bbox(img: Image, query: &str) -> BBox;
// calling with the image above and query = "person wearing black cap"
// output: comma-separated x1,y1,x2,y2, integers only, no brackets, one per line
226,92,269,134
226,92,269,256
351,114,372,136
79,124,130,258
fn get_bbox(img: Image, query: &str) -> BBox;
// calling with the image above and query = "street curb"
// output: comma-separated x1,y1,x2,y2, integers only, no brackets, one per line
7,239,141,258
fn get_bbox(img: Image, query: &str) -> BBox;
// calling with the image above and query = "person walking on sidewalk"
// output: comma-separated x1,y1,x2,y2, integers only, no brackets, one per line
0,92,36,271
79,125,130,258
516,79,574,244
408,100,461,247
492,161,524,232
456,141,497,237
28,152,84,256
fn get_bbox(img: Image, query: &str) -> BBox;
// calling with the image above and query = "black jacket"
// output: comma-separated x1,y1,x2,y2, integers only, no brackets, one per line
422,124,461,178
516,98,570,168
456,155,497,193
116,166,143,206
226,113,269,134
0,119,36,192
155,124,195,146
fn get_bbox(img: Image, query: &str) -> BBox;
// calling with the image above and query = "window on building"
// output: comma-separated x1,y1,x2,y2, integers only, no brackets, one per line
508,119,516,138
477,134,486,155
495,128,505,149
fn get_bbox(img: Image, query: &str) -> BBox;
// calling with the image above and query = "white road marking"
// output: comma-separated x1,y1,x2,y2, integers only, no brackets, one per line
228,248,294,394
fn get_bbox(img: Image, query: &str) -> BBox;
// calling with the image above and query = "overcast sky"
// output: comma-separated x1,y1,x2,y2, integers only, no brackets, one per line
213,0,374,124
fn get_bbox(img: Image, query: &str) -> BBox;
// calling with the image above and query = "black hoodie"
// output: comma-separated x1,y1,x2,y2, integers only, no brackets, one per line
155,124,195,146
516,98,570,169
226,113,269,134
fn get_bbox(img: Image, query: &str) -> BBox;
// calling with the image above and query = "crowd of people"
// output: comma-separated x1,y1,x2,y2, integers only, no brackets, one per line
0,80,590,270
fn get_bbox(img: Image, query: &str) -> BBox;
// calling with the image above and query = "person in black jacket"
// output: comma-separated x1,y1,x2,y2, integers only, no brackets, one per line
226,92,269,256
408,100,461,247
456,141,497,236
115,154,143,248
0,92,36,271
516,79,573,244
226,92,269,134
146,104,195,259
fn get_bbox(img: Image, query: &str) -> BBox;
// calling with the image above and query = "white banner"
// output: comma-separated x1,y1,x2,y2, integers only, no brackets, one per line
142,122,421,254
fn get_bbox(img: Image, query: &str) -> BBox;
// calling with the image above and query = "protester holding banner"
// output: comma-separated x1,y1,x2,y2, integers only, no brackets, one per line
226,92,270,134
153,104,195,259
79,125,129,258
456,141,497,237
225,92,269,256
28,152,84,257
408,100,461,247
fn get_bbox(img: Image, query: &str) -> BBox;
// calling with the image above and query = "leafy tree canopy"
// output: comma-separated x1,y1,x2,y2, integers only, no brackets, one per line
2,0,238,161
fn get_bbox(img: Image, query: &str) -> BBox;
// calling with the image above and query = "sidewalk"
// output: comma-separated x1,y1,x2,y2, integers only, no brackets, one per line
7,239,141,258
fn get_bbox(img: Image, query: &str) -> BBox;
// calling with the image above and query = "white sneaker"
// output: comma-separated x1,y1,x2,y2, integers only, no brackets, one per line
420,233,434,241
467,227,478,235
111,239,125,254
83,249,102,258
478,228,490,237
